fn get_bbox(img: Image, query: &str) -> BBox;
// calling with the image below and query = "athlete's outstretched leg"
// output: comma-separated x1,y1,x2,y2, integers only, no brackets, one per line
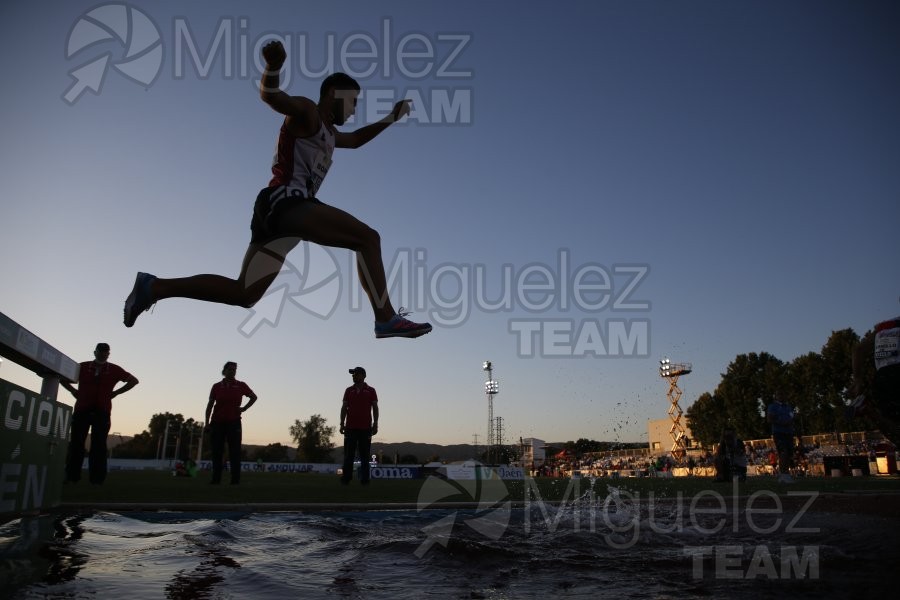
277,201,431,338
124,238,298,326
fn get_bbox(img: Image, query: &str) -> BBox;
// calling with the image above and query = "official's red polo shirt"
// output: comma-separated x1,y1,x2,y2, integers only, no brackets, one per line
342,383,378,429
74,361,134,414
209,379,255,423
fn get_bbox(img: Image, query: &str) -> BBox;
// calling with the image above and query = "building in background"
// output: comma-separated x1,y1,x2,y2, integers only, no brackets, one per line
520,438,546,472
647,419,699,456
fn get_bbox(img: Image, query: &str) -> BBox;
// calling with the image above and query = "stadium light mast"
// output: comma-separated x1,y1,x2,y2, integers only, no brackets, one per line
483,361,499,464
659,357,692,461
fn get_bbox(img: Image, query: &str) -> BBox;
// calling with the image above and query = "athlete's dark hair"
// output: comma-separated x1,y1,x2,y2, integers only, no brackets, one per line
320,72,360,98
222,361,237,375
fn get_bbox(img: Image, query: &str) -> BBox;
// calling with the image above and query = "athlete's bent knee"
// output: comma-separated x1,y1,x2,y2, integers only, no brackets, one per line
361,225,381,249
239,284,268,309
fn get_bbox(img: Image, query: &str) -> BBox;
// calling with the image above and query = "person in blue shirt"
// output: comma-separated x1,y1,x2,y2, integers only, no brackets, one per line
766,390,795,483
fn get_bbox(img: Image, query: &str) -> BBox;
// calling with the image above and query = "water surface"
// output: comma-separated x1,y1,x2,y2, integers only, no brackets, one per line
2,495,898,598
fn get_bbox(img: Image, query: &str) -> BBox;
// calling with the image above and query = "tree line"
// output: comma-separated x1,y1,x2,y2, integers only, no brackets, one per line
112,412,331,462
112,411,442,465
684,327,878,447
108,326,879,461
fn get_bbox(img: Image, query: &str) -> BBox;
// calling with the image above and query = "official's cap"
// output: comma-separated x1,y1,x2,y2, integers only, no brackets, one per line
348,366,366,376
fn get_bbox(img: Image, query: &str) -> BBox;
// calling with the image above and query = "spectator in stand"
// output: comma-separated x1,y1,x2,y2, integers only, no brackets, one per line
767,447,778,473
686,456,696,476
714,426,747,482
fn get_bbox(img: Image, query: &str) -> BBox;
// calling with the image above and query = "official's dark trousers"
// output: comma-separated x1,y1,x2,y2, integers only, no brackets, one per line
773,432,794,474
66,410,111,484
210,421,242,484
341,429,373,483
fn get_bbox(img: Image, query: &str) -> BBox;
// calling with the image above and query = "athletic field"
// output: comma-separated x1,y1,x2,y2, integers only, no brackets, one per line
59,471,900,516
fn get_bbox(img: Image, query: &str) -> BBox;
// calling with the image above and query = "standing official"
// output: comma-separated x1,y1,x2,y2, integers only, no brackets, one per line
62,343,139,484
340,367,379,485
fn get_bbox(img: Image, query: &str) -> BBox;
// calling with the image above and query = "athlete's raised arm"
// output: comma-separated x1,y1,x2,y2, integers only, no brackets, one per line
259,41,317,126
335,99,411,149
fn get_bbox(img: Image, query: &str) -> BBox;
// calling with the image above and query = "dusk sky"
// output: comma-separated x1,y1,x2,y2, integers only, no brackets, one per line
2,0,898,449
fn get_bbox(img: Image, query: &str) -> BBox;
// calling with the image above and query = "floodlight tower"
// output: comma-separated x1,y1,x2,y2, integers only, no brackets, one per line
659,357,692,461
483,361,499,464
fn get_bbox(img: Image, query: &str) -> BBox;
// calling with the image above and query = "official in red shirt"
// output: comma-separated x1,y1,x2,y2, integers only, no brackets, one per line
205,361,257,484
339,366,379,485
61,343,139,484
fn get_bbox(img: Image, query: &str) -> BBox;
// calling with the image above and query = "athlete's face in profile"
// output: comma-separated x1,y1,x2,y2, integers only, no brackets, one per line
332,89,359,126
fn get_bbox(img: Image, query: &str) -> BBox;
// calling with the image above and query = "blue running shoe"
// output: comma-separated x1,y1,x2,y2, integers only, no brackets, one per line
123,272,156,327
374,308,432,339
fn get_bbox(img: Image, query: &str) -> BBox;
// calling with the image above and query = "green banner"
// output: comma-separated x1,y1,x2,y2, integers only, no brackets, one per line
0,379,71,516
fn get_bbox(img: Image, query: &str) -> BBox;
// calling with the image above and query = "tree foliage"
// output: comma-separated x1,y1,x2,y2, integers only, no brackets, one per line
685,392,726,446
562,438,647,456
252,443,291,463
849,329,882,432
686,330,870,447
112,412,203,459
712,351,786,441
111,431,155,459
289,414,336,463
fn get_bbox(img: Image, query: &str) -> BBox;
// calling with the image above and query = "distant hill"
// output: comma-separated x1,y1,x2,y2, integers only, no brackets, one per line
239,440,647,464
239,441,481,464
108,435,133,448
112,437,644,463
370,442,479,463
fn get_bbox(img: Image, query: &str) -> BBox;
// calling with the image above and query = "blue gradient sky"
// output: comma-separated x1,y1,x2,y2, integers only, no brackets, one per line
2,1,898,448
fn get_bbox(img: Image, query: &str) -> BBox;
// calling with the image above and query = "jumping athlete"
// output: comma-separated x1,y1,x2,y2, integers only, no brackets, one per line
849,317,900,446
124,40,432,339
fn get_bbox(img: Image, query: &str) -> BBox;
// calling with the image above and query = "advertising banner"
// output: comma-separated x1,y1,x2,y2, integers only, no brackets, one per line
0,379,72,515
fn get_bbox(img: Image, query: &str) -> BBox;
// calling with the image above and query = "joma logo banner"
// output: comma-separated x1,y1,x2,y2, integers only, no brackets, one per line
370,467,420,479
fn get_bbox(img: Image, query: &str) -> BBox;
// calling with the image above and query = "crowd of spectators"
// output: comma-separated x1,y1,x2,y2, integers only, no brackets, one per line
537,434,894,479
